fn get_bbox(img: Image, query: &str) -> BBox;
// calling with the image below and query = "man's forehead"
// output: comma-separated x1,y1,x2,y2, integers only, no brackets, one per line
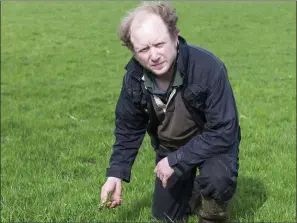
131,11,161,28
130,13,169,48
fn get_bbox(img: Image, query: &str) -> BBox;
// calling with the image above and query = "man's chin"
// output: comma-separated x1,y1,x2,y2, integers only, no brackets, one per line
150,67,169,76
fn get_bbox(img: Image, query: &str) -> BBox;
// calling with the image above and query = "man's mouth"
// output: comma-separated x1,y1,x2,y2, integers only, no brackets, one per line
151,62,165,69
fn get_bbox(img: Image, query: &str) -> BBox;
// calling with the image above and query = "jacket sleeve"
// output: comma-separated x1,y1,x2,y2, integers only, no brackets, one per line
167,65,241,176
106,74,149,182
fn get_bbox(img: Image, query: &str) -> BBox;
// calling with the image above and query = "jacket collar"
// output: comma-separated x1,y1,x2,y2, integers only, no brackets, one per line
124,35,189,81
176,35,189,77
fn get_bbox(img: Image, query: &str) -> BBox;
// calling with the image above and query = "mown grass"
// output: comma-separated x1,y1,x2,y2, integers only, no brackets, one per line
1,1,296,222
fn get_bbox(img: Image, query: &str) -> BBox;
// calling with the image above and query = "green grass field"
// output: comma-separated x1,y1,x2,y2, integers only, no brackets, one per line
1,1,296,222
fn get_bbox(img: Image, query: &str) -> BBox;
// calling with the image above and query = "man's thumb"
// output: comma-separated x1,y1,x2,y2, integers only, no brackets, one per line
101,186,111,203
101,192,107,203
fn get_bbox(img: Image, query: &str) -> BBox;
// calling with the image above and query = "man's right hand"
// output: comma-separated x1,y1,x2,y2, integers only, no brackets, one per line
100,177,123,208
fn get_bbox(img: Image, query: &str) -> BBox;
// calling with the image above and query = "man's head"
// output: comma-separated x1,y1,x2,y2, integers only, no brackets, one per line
118,2,179,76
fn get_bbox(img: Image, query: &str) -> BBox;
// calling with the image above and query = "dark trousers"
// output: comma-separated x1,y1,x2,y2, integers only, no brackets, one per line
152,153,239,222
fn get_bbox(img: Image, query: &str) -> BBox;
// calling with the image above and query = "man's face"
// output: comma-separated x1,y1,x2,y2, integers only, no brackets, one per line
130,13,178,76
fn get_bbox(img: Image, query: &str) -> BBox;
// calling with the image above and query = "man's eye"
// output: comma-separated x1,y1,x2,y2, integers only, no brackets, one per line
155,43,164,47
139,48,149,53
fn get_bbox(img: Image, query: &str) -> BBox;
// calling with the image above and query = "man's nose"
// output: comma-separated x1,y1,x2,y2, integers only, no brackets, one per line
150,48,160,62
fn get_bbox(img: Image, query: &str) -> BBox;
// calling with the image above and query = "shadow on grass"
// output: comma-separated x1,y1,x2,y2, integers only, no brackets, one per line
115,176,267,222
229,176,267,222
117,193,153,221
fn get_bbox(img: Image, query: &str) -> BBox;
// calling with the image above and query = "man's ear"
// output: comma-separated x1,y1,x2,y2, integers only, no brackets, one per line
132,53,139,62
175,30,180,46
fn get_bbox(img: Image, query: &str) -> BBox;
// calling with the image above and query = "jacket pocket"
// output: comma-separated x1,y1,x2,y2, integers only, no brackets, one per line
183,84,208,126
183,84,208,111
125,73,144,110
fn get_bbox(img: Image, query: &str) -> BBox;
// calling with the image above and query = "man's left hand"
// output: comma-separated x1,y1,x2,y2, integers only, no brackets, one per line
154,157,174,188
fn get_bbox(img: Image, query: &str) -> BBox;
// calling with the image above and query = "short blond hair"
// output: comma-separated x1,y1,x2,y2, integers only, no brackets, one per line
118,1,179,51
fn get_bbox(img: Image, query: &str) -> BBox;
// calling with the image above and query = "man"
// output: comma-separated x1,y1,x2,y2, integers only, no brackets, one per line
100,2,241,223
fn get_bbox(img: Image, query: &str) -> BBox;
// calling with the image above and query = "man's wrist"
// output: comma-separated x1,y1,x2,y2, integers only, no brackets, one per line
107,176,122,183
106,167,130,183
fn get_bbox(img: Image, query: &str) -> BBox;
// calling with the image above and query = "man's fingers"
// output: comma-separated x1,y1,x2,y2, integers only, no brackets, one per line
106,201,112,208
109,201,117,208
157,172,162,180
105,199,122,209
110,200,122,208
162,175,168,188
114,181,122,198
111,182,122,206
105,181,122,209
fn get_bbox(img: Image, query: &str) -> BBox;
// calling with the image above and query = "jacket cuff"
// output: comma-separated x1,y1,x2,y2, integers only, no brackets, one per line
167,151,184,177
106,167,131,183
167,151,194,177
167,151,178,167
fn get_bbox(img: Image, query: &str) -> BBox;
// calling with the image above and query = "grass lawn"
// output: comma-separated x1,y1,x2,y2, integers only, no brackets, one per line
1,1,296,222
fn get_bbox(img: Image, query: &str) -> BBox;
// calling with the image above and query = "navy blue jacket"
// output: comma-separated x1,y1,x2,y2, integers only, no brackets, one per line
106,36,241,182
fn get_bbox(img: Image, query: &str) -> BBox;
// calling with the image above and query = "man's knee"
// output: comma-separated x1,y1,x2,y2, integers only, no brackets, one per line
197,154,239,202
152,173,194,222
